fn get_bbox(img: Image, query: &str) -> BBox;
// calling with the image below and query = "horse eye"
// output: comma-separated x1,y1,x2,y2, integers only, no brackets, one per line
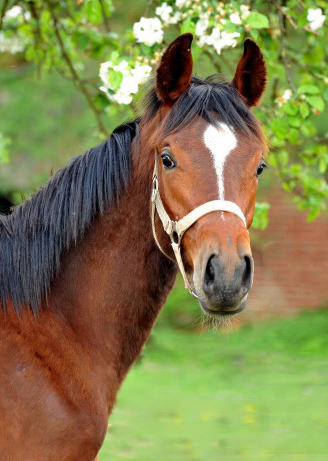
161,153,176,170
257,160,267,177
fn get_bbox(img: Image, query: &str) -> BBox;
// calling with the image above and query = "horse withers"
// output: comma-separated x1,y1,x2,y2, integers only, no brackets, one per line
0,34,267,460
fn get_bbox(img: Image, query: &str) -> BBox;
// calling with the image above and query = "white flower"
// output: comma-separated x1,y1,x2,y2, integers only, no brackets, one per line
99,59,152,105
205,28,240,54
131,62,152,84
307,8,326,31
113,60,130,76
278,89,292,106
282,89,292,101
175,0,189,8
112,88,133,105
155,2,181,25
99,61,112,88
120,75,139,96
4,5,23,20
155,2,173,23
133,17,164,46
230,13,242,25
195,19,209,37
0,31,25,54
168,11,182,24
240,5,250,20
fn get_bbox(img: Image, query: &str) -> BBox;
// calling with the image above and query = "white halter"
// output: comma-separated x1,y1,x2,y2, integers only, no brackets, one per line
151,162,247,296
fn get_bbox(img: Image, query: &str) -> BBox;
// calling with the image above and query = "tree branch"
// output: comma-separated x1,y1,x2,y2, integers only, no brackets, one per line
273,0,318,34
46,0,109,138
98,0,111,33
275,1,296,93
0,0,10,30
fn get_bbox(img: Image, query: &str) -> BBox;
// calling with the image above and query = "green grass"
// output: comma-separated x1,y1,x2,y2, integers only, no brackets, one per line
99,309,328,460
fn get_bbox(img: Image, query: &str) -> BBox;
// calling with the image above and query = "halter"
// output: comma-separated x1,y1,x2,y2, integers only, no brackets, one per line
151,161,247,297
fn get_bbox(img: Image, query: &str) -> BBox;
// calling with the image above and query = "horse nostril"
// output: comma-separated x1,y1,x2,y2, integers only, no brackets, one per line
241,254,253,291
204,254,216,289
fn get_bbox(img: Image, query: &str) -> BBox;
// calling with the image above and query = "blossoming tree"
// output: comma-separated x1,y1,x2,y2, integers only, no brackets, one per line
0,0,327,224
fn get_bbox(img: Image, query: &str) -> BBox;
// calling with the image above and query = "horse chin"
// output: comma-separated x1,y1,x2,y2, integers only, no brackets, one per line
193,284,248,318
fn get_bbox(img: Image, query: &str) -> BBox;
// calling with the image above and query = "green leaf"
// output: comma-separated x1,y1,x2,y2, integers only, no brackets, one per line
252,202,270,230
108,70,123,90
181,19,196,35
287,115,302,128
300,120,317,137
323,88,328,102
296,12,308,28
307,208,321,222
85,1,102,25
297,84,320,95
110,51,120,65
300,102,310,119
268,154,277,167
307,96,325,112
246,12,269,29
73,31,89,51
0,133,10,164
278,151,289,166
282,101,298,116
288,129,299,145
271,118,288,140
319,158,327,174
94,94,109,111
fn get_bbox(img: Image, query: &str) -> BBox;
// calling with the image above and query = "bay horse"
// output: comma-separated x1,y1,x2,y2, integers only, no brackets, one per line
0,34,267,460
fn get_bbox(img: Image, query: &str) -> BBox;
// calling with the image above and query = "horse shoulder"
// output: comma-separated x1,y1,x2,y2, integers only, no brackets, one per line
0,305,112,460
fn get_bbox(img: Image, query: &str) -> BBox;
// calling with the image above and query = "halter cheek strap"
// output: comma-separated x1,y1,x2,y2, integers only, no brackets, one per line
151,165,247,297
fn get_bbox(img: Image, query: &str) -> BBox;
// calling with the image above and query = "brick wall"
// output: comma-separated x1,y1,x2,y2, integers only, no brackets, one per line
245,188,328,321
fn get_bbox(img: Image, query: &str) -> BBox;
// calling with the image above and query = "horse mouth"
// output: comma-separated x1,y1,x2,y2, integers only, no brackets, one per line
198,297,247,318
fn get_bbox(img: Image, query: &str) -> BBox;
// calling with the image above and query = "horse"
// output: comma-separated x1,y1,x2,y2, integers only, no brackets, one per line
0,33,267,460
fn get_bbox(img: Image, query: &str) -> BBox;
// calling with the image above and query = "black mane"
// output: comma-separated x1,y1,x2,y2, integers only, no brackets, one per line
143,75,266,146
0,120,138,314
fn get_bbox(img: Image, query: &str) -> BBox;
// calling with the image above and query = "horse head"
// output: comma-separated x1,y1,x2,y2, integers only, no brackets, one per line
141,33,267,317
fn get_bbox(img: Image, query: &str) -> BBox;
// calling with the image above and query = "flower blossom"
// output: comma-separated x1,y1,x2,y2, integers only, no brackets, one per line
204,28,240,54
230,13,242,25
278,89,292,106
3,5,23,20
3,5,31,22
195,19,209,37
99,60,152,105
240,5,250,20
307,8,326,31
156,3,182,25
133,17,164,46
0,32,25,54
175,0,190,8
155,2,173,22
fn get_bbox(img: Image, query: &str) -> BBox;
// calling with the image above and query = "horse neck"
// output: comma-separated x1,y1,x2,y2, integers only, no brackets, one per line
48,138,177,382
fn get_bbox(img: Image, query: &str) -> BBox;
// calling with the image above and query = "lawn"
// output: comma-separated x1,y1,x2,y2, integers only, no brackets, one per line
99,309,328,460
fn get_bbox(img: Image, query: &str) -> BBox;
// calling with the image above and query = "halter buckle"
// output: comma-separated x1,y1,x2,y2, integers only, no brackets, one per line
152,176,158,202
168,221,181,246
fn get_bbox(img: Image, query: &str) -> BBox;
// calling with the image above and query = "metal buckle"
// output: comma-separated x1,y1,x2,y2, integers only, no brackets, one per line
152,176,158,202
169,221,181,246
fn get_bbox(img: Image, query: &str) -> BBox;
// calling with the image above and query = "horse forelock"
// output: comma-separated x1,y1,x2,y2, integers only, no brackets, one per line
0,120,139,315
142,75,267,152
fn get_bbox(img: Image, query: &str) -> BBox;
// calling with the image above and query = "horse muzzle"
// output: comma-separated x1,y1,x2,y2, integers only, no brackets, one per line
193,249,254,317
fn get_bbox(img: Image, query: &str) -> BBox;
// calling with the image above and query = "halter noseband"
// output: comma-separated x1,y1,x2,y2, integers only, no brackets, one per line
151,162,247,297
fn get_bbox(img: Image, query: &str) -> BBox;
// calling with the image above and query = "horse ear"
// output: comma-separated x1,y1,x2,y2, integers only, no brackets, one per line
232,39,267,107
156,33,193,106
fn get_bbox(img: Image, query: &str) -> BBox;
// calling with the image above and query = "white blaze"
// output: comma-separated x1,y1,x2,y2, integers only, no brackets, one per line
203,123,237,200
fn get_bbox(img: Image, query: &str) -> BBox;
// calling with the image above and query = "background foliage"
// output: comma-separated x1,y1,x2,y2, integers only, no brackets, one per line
0,0,327,224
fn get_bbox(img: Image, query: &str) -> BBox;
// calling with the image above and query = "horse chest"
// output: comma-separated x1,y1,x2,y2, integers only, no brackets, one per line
0,311,110,460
